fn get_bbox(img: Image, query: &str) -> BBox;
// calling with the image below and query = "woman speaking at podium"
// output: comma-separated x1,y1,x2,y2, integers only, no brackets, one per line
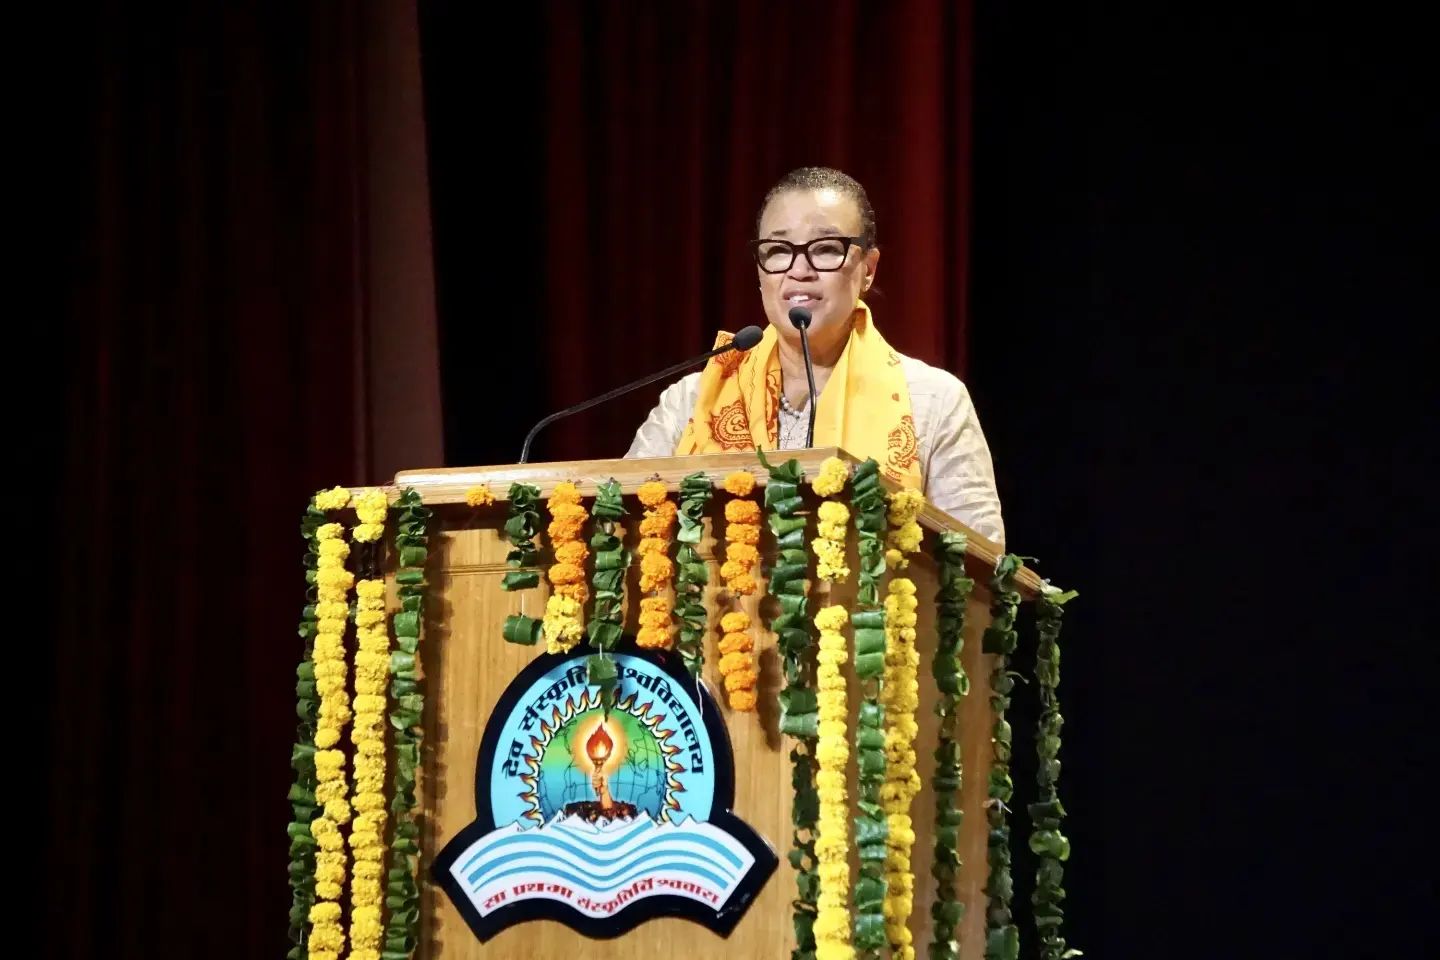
625,167,1006,545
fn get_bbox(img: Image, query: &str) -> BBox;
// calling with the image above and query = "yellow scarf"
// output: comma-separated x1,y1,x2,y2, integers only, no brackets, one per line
675,301,923,488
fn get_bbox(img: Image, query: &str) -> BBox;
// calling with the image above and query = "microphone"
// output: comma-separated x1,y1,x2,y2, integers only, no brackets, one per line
787,307,818,448
519,325,764,463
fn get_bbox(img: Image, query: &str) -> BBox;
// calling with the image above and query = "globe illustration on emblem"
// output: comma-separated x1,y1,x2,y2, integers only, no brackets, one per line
527,701,678,823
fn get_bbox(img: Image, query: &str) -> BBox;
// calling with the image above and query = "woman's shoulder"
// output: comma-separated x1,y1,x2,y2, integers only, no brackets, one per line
897,352,970,407
662,370,703,403
626,371,704,460
643,370,703,420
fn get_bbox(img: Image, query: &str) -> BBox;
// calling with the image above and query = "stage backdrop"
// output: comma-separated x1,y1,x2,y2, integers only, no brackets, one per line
51,1,975,956
52,4,440,957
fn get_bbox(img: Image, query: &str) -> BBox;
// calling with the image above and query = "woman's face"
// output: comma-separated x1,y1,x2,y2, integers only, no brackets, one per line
755,187,880,352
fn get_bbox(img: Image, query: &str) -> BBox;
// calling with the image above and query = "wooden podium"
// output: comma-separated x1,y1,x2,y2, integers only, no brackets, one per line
388,449,1042,960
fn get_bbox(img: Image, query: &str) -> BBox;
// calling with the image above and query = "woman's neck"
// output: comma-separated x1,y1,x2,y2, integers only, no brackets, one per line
777,330,846,410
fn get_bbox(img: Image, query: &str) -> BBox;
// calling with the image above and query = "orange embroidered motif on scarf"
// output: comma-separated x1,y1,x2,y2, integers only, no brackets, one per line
710,397,753,449
763,366,782,436
714,332,745,379
886,414,920,480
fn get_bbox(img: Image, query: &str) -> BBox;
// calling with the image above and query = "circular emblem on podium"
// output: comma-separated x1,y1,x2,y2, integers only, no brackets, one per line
433,644,777,942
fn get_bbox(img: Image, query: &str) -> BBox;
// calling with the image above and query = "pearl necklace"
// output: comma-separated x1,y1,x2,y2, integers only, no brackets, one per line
778,389,808,415
778,382,810,449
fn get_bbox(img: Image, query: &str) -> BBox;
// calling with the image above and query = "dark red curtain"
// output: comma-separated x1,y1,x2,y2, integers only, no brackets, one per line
526,0,974,460
51,4,441,956
51,1,973,954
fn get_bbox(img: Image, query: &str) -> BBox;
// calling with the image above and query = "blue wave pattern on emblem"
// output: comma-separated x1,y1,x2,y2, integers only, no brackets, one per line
450,812,757,920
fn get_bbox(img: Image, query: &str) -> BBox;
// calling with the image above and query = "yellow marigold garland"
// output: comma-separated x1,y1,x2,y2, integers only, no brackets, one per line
349,489,392,960
813,455,849,498
879,487,925,959
881,577,922,960
884,488,925,569
309,515,355,960
464,483,495,507
636,480,677,649
540,595,582,653
718,471,760,708
353,490,387,543
314,486,352,512
544,482,589,653
814,500,852,583
348,572,390,960
813,604,854,960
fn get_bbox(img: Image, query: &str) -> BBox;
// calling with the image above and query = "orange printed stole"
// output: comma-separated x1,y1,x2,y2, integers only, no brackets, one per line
674,301,922,487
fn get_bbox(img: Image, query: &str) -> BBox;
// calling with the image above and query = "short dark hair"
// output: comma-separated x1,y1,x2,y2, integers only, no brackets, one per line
756,166,877,248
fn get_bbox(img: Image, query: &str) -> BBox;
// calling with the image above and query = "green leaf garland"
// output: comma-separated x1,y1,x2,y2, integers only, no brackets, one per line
982,554,1023,960
1030,587,1080,960
851,458,889,955
500,482,543,643
585,479,628,708
759,451,819,960
500,482,542,591
674,472,713,678
383,489,431,960
852,458,888,606
929,531,975,960
285,500,326,960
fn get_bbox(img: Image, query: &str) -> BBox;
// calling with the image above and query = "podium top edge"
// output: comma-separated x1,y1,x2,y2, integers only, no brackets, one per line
350,448,1041,596
387,448,852,494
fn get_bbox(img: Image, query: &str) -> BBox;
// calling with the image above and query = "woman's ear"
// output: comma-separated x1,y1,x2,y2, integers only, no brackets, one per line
863,246,881,290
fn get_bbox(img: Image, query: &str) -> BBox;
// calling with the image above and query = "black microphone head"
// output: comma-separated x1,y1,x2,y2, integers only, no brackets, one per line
788,306,812,330
733,325,764,350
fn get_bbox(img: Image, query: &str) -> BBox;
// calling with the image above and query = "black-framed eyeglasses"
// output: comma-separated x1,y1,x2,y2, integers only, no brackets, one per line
749,236,864,274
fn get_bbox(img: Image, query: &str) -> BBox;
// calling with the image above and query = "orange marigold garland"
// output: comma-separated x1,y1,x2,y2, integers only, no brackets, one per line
718,471,760,709
717,611,757,711
636,480,677,649
721,470,761,598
